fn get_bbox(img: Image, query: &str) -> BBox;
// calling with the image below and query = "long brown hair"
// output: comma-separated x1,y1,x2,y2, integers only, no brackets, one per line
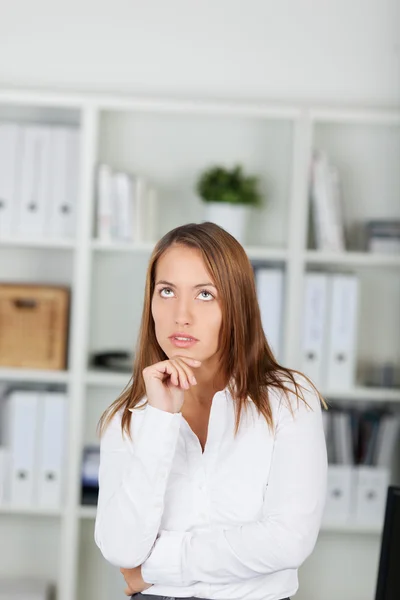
97,222,326,439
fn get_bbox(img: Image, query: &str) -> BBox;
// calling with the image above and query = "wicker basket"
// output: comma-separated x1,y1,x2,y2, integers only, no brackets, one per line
0,284,70,370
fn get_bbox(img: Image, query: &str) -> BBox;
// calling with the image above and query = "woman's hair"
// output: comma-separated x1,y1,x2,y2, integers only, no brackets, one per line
97,222,326,439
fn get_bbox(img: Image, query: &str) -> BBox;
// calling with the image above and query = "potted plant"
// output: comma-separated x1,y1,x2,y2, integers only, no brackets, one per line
196,164,262,243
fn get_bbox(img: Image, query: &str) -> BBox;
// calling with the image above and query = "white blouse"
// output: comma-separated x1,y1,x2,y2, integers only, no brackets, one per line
94,374,327,600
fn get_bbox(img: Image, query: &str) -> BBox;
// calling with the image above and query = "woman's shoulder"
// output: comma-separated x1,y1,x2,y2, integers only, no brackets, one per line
268,370,322,415
100,396,148,444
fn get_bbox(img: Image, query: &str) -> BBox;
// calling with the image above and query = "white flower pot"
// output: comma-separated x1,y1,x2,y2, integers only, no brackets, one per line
203,202,249,244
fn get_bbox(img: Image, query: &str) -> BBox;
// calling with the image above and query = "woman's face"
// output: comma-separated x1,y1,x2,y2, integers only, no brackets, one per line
151,244,222,366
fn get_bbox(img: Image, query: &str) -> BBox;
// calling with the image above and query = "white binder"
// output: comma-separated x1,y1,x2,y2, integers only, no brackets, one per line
354,466,390,526
0,123,22,238
133,175,147,243
332,410,354,465
47,127,80,238
7,390,40,506
301,272,329,387
323,464,354,524
374,415,400,468
113,171,134,241
256,268,284,360
37,391,68,507
325,273,359,389
16,126,52,237
96,163,114,240
0,447,10,505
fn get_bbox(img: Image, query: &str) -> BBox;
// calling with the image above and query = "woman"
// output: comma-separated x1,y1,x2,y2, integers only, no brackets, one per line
95,222,328,600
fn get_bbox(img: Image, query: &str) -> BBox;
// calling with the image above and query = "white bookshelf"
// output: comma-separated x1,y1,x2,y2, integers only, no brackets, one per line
0,505,64,517
0,87,399,600
0,367,71,385
304,250,400,268
0,237,77,250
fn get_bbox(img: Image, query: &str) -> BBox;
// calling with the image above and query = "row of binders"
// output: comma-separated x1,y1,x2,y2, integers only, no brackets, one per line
0,122,80,239
322,408,400,526
301,271,358,389
96,163,157,243
323,407,399,468
255,267,359,391
309,150,346,251
0,389,68,508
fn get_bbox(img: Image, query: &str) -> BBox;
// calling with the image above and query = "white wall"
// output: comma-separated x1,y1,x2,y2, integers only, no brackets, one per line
0,0,399,105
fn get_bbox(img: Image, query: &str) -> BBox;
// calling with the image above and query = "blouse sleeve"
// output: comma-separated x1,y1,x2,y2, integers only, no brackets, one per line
94,404,182,568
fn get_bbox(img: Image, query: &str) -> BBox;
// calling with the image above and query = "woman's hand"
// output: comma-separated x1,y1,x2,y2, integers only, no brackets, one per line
120,566,153,596
142,355,201,414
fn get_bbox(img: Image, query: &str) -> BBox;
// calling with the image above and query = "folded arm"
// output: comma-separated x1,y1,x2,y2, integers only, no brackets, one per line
94,405,182,568
141,381,328,585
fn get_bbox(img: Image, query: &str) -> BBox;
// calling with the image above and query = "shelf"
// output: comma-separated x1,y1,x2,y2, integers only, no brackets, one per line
0,367,70,384
320,520,383,535
85,369,132,388
91,240,288,262
305,250,400,268
0,504,64,517
322,386,400,403
78,506,97,520
0,237,76,250
91,240,155,253
245,247,288,262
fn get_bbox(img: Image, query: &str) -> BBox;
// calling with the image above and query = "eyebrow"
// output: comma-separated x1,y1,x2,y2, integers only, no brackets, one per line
156,280,217,289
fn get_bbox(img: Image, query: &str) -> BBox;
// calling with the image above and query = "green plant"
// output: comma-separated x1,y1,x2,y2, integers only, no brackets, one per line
196,165,262,206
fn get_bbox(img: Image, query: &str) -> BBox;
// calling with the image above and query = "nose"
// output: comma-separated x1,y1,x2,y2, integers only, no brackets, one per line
174,296,193,326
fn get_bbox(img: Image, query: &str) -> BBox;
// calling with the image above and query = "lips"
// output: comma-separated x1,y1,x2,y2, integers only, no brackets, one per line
168,333,199,348
169,333,199,342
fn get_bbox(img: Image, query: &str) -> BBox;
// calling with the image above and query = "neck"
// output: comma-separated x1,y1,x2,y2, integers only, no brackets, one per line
184,360,227,407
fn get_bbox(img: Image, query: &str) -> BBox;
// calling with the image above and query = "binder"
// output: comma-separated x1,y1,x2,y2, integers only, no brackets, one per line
0,123,22,238
0,447,10,505
7,390,40,506
354,466,390,526
325,273,359,389
47,127,79,238
133,176,147,243
144,186,157,242
374,415,400,468
37,391,68,507
301,272,329,387
96,164,114,240
332,410,354,465
16,126,52,237
310,152,345,252
323,464,354,524
113,172,134,241
256,268,284,360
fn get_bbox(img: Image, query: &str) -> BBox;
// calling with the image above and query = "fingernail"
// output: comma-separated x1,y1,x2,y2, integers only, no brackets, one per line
184,380,190,389
191,376,197,385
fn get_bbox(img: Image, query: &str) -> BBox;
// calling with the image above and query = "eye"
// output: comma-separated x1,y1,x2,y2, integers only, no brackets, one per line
159,287,175,298
197,289,214,301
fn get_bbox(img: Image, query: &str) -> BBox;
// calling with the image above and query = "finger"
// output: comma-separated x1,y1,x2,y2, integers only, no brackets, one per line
172,357,198,386
144,361,179,385
124,587,132,596
174,356,202,368
161,362,180,386
175,357,201,384
170,358,193,389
